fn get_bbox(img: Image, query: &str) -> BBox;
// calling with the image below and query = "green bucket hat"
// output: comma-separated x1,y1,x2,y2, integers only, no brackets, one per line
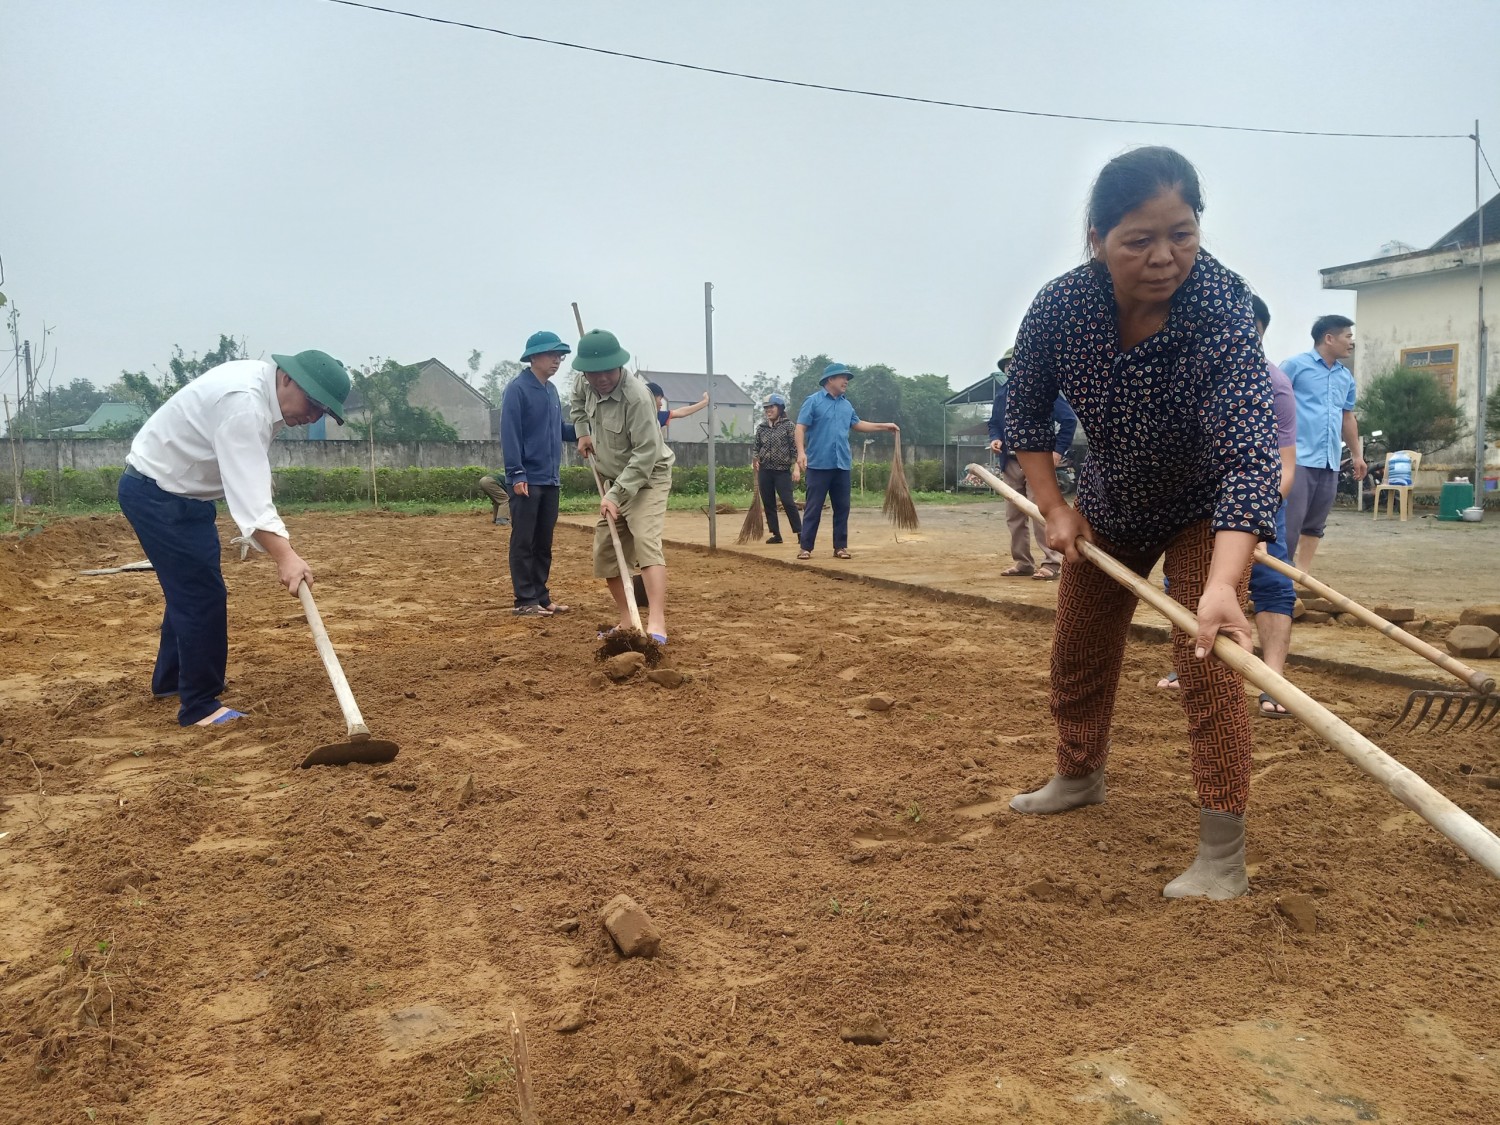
271,349,352,425
571,329,631,373
520,330,571,361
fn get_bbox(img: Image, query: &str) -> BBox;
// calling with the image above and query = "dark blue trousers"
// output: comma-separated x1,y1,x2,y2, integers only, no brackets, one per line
508,484,561,607
799,467,851,552
118,470,228,726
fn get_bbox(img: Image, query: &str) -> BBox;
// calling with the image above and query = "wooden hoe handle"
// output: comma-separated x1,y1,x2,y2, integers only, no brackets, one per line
297,581,371,741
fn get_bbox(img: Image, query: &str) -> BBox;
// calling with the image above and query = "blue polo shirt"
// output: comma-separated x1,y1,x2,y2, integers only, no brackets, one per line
500,369,577,487
1281,350,1356,470
796,389,861,470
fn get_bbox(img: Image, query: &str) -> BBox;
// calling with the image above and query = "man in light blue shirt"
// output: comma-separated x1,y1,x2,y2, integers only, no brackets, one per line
1281,314,1365,571
794,362,899,559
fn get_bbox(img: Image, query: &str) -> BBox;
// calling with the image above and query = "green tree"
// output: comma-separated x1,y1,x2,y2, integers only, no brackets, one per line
742,369,789,406
1487,383,1500,436
897,372,955,445
98,334,247,438
1358,366,1468,455
481,359,522,405
9,378,107,436
347,359,459,442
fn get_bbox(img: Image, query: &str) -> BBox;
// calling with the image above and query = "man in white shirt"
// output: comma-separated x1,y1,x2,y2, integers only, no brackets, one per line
118,350,352,727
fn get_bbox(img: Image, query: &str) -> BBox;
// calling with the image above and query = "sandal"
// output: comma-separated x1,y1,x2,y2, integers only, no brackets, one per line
833,549,852,559
797,550,811,560
1032,563,1061,581
1157,671,1180,689
1000,564,1034,577
514,604,553,617
1258,691,1290,719
545,603,571,615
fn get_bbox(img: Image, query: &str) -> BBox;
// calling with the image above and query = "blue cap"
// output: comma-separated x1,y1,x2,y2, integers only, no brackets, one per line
764,393,788,407
820,362,853,385
520,331,571,360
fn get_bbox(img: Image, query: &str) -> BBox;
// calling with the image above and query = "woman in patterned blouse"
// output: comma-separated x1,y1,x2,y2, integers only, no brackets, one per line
1005,146,1280,902
752,393,803,544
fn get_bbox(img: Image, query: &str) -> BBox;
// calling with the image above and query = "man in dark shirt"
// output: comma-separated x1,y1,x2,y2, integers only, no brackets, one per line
499,331,577,617
987,347,1078,580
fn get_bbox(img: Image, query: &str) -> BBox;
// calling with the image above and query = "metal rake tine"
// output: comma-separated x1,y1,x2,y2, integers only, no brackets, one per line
1425,693,1457,731
1397,691,1439,731
1469,694,1500,732
1393,690,1425,729
1440,694,1474,732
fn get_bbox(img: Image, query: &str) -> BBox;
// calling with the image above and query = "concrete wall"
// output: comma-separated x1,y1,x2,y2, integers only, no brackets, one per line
10,438,956,473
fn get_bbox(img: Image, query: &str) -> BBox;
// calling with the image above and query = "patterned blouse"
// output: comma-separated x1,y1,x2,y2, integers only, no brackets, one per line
1006,252,1280,551
753,417,798,471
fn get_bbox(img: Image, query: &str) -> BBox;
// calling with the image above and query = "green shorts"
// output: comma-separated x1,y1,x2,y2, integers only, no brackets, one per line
593,473,671,577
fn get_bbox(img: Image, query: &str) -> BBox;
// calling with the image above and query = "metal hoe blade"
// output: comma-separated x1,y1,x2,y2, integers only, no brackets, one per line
1394,691,1500,732
300,738,401,768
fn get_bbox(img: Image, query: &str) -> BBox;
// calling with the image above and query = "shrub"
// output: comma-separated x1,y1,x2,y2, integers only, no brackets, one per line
1359,366,1468,455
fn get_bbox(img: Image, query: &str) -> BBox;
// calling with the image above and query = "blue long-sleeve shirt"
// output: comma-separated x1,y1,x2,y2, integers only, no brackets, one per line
988,384,1077,457
500,369,577,488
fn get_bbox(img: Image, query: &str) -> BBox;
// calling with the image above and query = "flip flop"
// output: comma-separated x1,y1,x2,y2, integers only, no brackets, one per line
797,550,812,560
1032,563,1061,581
197,708,246,727
1258,691,1290,719
545,603,571,615
833,549,852,559
1157,672,1180,689
514,604,553,617
597,626,624,640
648,633,668,646
1000,564,1034,577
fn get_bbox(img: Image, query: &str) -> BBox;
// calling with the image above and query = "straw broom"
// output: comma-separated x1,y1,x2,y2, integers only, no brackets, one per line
882,434,919,530
736,483,764,544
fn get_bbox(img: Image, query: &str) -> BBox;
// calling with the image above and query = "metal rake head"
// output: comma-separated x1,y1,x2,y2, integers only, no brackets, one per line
1392,691,1500,732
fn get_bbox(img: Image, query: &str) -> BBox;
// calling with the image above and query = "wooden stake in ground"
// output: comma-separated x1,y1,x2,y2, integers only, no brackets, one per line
736,484,764,544
368,414,379,509
882,434,918,530
3,395,22,528
509,1011,539,1125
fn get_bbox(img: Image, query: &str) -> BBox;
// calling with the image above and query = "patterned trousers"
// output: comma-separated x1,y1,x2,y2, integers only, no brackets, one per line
1050,519,1253,814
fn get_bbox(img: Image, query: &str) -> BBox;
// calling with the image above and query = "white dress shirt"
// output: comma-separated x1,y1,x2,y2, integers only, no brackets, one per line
128,359,289,540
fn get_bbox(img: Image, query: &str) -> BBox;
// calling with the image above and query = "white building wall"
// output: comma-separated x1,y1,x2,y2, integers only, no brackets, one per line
1344,264,1492,412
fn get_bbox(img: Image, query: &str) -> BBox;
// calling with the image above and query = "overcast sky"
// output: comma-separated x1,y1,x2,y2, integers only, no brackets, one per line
3,0,1498,404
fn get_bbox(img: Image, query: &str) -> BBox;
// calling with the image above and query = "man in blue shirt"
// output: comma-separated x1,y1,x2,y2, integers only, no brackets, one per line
500,331,578,616
794,362,900,559
988,347,1078,581
1281,314,1364,572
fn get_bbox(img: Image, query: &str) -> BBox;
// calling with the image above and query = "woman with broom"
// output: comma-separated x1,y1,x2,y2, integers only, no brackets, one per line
1004,146,1280,902
751,393,802,544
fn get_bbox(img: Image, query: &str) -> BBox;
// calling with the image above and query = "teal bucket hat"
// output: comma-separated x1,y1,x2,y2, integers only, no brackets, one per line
271,349,352,425
820,362,854,385
571,329,632,373
520,330,571,361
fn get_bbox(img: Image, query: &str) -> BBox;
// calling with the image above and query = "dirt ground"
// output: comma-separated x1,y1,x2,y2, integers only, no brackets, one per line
2,510,1500,1125
634,503,1500,688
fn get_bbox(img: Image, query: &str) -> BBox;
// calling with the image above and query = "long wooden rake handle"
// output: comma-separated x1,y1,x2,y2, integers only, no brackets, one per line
1252,548,1495,695
297,581,371,741
572,301,644,634
966,461,1500,880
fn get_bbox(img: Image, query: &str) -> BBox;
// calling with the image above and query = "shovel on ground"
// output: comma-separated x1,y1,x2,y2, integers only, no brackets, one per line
296,581,399,767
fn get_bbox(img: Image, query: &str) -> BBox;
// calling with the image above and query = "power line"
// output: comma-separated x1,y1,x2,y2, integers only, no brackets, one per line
322,0,1468,141
1480,140,1500,194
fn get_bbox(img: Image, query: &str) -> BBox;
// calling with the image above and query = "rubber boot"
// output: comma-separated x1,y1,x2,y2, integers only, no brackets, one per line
1162,809,1249,900
1009,766,1106,815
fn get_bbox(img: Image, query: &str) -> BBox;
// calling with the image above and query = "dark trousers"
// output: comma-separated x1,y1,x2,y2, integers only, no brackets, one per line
508,484,560,607
118,469,228,726
757,467,802,539
799,468,851,552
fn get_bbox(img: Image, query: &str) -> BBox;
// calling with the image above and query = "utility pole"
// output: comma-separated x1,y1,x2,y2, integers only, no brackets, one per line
705,281,717,550
1474,123,1490,514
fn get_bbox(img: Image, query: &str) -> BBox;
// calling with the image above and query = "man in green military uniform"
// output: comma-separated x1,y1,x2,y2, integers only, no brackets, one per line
569,329,675,643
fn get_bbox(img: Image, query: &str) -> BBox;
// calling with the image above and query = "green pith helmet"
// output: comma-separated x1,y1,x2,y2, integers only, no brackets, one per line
271,350,352,424
571,329,631,373
520,330,571,360
998,346,1015,371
